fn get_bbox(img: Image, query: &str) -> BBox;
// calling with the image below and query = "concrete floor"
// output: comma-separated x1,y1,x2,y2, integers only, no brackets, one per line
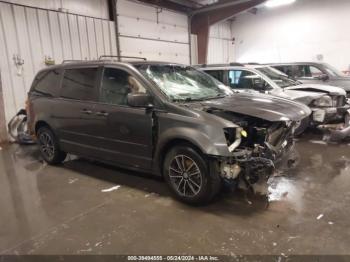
1,133,350,256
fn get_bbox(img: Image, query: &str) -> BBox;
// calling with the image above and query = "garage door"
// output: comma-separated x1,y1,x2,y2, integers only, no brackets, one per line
117,0,190,64
0,1,118,131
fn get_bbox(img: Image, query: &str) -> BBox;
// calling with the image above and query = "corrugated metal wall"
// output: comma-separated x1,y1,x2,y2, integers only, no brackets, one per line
0,1,117,132
207,21,235,64
117,0,190,64
2,0,110,20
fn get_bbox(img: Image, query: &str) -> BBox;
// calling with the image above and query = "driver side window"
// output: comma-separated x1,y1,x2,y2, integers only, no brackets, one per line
228,70,267,91
100,68,146,106
296,65,323,78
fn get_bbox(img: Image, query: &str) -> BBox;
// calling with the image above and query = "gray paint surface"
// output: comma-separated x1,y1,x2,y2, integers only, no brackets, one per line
1,137,350,255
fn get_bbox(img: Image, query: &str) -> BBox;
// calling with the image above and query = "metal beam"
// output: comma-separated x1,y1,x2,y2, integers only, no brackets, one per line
191,0,266,64
167,0,203,9
191,0,252,15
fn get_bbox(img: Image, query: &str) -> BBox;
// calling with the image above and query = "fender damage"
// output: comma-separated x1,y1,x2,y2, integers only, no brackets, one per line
187,93,311,194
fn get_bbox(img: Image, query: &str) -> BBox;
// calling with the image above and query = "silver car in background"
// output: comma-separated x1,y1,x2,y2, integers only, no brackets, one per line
200,64,350,135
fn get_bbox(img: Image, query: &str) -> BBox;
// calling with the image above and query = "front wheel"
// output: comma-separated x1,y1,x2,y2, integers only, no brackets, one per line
163,144,221,205
295,116,310,136
37,127,66,165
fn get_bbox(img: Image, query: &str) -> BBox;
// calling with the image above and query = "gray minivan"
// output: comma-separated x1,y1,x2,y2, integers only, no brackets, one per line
27,58,310,204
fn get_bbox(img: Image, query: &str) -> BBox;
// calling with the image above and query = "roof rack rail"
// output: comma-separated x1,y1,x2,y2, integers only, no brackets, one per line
198,62,244,68
62,60,85,64
246,62,261,65
229,62,244,66
99,55,147,61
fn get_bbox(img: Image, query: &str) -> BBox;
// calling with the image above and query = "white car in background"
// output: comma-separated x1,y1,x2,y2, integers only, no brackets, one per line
199,64,350,135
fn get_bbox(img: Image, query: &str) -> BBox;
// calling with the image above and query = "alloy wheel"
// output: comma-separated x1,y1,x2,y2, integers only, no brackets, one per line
39,132,55,160
168,155,203,197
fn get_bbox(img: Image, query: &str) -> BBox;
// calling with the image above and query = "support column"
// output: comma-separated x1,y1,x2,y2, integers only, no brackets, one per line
191,0,266,64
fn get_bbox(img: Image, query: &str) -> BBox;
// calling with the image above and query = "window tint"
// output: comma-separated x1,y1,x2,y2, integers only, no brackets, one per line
228,70,269,90
229,70,256,89
205,70,224,83
31,69,61,96
296,65,323,78
100,68,146,106
61,68,98,101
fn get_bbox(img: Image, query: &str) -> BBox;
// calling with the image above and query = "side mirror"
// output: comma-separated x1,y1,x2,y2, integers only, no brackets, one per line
127,93,153,108
316,74,329,81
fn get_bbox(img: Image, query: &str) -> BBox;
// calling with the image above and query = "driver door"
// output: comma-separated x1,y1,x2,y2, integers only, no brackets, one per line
91,66,154,170
294,65,326,84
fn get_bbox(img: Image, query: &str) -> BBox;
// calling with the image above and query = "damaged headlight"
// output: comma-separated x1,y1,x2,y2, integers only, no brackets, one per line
313,95,332,107
224,127,246,152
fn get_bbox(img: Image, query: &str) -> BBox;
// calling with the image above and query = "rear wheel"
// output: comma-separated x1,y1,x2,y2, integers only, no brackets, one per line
163,144,221,205
37,127,66,164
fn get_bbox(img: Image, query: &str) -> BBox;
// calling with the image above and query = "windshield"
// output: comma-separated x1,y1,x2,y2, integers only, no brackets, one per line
323,63,346,77
135,64,233,102
256,67,300,88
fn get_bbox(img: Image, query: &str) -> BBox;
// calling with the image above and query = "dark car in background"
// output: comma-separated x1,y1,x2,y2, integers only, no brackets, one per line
27,58,310,204
270,62,350,98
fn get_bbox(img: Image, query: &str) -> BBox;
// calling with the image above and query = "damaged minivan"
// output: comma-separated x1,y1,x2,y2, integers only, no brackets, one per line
200,64,350,135
27,59,310,204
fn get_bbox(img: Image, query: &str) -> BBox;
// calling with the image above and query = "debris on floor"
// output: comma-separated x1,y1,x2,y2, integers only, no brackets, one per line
68,178,78,184
78,248,92,253
95,242,102,247
328,221,334,225
8,109,35,145
309,140,327,145
317,214,324,220
101,185,121,192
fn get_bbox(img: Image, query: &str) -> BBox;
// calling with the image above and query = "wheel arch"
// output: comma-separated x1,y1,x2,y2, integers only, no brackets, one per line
35,120,52,134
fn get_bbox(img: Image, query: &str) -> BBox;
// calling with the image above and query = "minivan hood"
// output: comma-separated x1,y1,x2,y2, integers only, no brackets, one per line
285,83,346,96
199,93,311,122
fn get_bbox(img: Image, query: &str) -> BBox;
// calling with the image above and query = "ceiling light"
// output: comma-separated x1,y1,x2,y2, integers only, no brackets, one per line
265,0,296,8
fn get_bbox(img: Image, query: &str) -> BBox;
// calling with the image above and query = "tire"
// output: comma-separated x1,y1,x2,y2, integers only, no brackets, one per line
295,116,310,136
37,126,66,165
163,144,221,205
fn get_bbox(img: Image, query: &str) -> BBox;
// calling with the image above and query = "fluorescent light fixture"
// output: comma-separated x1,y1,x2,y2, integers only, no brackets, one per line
265,0,296,8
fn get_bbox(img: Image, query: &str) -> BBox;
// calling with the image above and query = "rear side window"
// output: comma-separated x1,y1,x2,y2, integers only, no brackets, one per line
61,68,98,101
31,69,62,97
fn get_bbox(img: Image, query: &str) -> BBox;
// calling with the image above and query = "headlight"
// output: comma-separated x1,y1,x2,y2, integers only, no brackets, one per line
224,128,244,152
314,95,332,107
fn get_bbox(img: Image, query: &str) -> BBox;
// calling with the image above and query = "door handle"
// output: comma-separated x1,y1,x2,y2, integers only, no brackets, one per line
96,111,109,117
81,109,93,115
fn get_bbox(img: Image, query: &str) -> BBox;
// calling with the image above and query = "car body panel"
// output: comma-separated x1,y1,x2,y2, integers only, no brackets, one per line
269,62,350,93
201,65,350,126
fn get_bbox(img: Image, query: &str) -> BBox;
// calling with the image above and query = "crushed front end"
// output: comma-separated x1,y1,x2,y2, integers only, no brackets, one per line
310,94,350,126
209,112,297,194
